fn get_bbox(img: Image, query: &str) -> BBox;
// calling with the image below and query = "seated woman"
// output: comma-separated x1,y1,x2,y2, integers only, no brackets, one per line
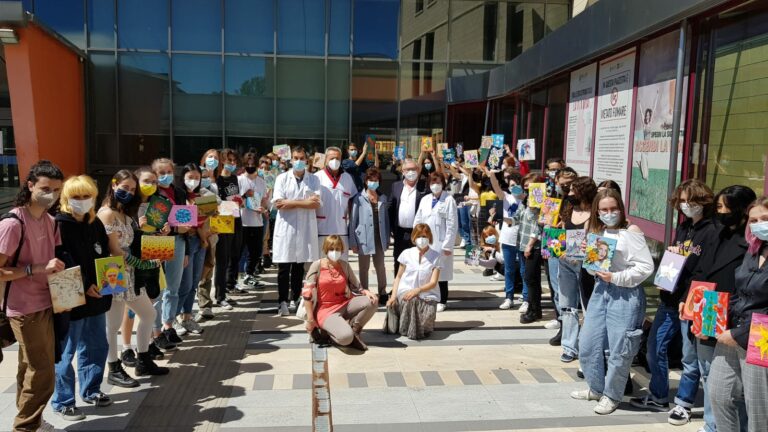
385,223,442,340
478,225,504,275
303,235,378,351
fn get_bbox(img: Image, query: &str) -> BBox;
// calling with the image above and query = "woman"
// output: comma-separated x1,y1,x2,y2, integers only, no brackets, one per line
515,172,546,323
709,196,768,432
215,149,244,309
98,170,167,389
478,225,504,275
302,236,378,351
349,168,390,305
385,223,442,340
414,172,457,312
51,175,113,421
258,156,274,274
557,177,597,362
196,149,221,320
238,153,268,288
597,180,621,195
571,188,654,415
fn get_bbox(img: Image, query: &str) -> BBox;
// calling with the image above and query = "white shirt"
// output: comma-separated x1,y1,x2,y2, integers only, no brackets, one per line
271,171,322,263
398,183,418,228
601,228,655,288
499,192,522,246
396,247,442,302
314,169,357,236
238,174,267,228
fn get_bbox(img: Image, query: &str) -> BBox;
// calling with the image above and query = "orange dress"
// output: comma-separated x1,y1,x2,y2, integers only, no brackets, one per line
316,266,350,328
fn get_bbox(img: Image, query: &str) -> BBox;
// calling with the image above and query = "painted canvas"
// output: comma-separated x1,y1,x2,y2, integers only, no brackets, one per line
95,256,128,295
437,142,448,153
518,139,536,161
145,195,171,231
527,183,548,208
455,143,463,157
48,266,86,313
565,229,587,260
487,147,505,170
442,148,456,164
698,290,729,337
210,215,235,234
394,146,406,161
464,150,479,168
195,195,218,217
273,144,291,161
654,251,688,292
543,227,567,259
682,281,716,321
141,235,176,261
421,136,433,152
479,136,492,163
219,200,240,217
582,233,618,273
264,169,278,189
313,152,326,169
491,134,504,148
168,205,198,228
464,245,481,266
365,135,377,162
538,197,562,226
245,193,262,211
746,313,768,368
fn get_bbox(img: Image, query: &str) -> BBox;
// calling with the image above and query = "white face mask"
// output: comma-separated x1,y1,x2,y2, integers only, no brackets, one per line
404,171,418,182
415,237,430,249
680,203,703,219
327,250,342,262
69,197,94,215
185,179,200,191
430,183,443,195
327,158,341,171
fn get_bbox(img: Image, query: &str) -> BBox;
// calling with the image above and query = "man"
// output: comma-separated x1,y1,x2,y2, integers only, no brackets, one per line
314,147,357,260
0,160,66,432
341,140,378,192
272,147,322,316
388,158,425,276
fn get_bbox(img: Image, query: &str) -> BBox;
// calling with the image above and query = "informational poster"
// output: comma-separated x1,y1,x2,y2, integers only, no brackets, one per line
592,49,636,197
565,63,597,177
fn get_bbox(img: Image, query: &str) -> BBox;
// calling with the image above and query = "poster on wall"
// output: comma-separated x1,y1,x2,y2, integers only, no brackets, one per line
628,31,687,224
565,63,597,177
592,49,636,198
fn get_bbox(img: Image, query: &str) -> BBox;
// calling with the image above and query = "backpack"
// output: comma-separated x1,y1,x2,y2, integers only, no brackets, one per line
0,213,26,363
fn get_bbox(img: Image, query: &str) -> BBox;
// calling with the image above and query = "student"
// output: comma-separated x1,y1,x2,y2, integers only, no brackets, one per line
515,172,546,323
196,149,221,320
478,225,505,275
0,161,65,432
238,153,268,288
342,141,375,192
215,149,244,309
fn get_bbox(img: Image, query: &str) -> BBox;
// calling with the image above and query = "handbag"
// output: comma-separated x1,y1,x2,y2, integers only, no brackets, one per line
0,213,26,359
295,297,307,320
382,304,400,334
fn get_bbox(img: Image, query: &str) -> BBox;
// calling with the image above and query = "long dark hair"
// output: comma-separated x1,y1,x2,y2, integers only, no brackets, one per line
178,163,202,194
102,169,140,216
15,160,65,207
561,176,597,224
717,185,756,235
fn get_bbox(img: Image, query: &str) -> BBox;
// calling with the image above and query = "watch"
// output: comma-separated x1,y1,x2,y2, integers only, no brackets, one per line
25,264,33,277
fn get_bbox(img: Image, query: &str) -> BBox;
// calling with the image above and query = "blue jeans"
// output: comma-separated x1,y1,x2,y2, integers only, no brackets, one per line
647,306,702,407
547,257,560,314
457,205,472,245
501,244,527,300
558,259,582,357
579,281,645,402
155,235,187,329
518,250,528,302
51,314,108,411
177,236,206,315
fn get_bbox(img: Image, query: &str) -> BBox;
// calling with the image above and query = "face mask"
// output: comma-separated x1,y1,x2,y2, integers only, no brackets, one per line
184,179,200,191
367,181,379,191
750,221,768,241
68,197,93,215
485,235,497,245
555,185,563,196
34,191,59,210
327,158,341,171
205,157,219,170
114,188,133,205
349,150,358,158
292,160,307,172
424,163,433,171
245,167,257,175
140,183,157,197
327,250,342,262
158,174,173,187
223,164,237,173
271,160,279,168
258,169,265,177
415,237,430,249
548,170,557,179
565,195,579,205
510,185,523,196
716,212,740,227
680,203,703,219
599,211,621,228
430,183,442,195
201,178,212,189
404,171,418,182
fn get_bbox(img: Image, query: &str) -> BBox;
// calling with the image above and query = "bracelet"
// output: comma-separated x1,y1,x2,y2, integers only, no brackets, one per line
25,264,33,277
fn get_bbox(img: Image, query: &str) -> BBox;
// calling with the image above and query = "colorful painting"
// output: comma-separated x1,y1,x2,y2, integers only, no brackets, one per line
698,290,729,337
455,143,463,157
464,150,479,168
582,233,618,273
48,266,86,313
264,169,279,190
141,235,176,261
168,205,198,228
683,281,715,321
487,147,505,170
479,136,492,163
747,313,768,368
312,152,326,169
195,195,218,217
442,148,456,164
219,200,240,217
365,135,377,162
491,134,504,148
538,197,562,226
518,139,536,161
437,142,448,153
273,144,291,161
464,245,481,266
527,183,548,208
565,229,587,260
210,215,235,234
145,195,171,231
245,193,262,211
95,256,128,295
543,227,567,259
654,251,687,292
394,146,406,161
421,136,433,152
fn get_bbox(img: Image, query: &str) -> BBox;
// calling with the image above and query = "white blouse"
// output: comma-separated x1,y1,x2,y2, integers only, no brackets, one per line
602,227,655,288
396,247,442,301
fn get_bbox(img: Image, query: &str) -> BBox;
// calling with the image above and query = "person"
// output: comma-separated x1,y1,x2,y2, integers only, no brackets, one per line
215,149,244,309
544,158,565,197
258,156,275,273
414,172,458,312
571,189,654,415
385,223,442,340
349,168,390,305
685,185,755,432
631,179,717,426
342,141,375,192
315,147,357,260
272,146,322,316
0,161,65,432
238,153,268,288
557,176,597,361
513,172,545,323
302,236,378,351
417,148,443,189
51,175,113,422
196,149,221,321
597,180,621,195
708,196,768,432
478,225,505,275
389,158,425,277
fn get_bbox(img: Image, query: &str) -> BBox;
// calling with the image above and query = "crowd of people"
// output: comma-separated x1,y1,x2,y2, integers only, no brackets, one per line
0,141,766,432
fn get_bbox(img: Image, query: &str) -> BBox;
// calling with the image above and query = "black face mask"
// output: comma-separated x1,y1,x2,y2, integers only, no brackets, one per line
245,166,257,174
716,212,741,227
565,195,579,206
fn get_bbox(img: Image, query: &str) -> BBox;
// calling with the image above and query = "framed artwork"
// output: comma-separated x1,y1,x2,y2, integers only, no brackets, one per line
464,150,479,168
565,229,587,260
747,313,768,368
582,233,618,273
491,134,504,148
210,215,235,234
527,183,547,208
517,139,536,161
538,197,562,226
95,256,128,295
682,281,715,321
273,144,291,161
168,205,198,227
48,266,86,313
654,251,687,292
145,195,171,231
141,235,176,261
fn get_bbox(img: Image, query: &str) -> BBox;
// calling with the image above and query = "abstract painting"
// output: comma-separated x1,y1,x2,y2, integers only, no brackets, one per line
168,205,198,228
141,235,176,261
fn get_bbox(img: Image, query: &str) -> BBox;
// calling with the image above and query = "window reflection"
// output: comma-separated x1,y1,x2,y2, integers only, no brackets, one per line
89,54,117,165
172,54,222,137
351,60,397,145
401,0,447,62
35,0,85,48
88,0,115,48
354,0,400,59
225,56,274,138
276,58,324,138
172,0,221,52
278,0,324,56
327,60,350,139
449,1,500,62
400,62,446,154
225,0,274,54
329,0,351,56
118,0,169,50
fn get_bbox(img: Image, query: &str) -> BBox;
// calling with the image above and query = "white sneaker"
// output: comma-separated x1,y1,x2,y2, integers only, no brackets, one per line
289,300,297,310
436,303,446,312
183,319,204,335
173,321,188,336
491,273,504,281
499,298,514,310
458,239,466,248
594,395,621,415
570,388,601,401
519,301,529,314
279,301,290,316
544,319,561,330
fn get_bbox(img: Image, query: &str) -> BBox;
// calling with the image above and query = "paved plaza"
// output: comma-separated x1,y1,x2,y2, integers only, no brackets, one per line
0,251,705,432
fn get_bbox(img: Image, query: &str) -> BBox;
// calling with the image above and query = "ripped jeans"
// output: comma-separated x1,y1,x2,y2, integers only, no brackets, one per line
578,280,646,402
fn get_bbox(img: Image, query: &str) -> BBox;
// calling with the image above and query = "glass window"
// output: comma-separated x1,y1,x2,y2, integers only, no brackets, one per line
329,0,351,56
354,0,400,59
351,60,397,146
277,0,324,56
450,0,500,62
401,0,447,62
172,54,222,141
172,0,221,52
88,0,115,49
276,58,324,138
225,56,274,138
225,0,274,54
35,0,85,48
400,62,446,154
505,2,545,61
118,0,169,50
545,80,568,163
327,60,350,139
89,54,117,165
226,137,274,157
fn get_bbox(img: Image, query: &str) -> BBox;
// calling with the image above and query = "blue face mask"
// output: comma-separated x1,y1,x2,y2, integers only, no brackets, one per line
158,174,173,187
424,163,433,171
201,178,212,189
485,235,497,245
205,157,219,170
292,160,307,172
258,169,265,177
114,188,133,205
367,181,379,191
271,160,279,168
510,185,523,196
349,150,358,158
599,211,622,228
223,164,237,173
751,221,768,241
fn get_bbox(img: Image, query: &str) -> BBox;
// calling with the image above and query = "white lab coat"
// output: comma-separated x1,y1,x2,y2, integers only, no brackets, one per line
271,171,322,263
414,191,458,282
314,168,357,236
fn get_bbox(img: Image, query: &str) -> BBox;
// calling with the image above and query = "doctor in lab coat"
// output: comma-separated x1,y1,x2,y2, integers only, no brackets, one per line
272,146,322,316
414,171,458,312
314,146,357,260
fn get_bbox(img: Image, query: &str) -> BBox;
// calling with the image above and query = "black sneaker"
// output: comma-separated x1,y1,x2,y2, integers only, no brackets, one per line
163,327,183,344
519,311,538,324
378,293,389,307
82,392,112,407
107,360,139,388
148,342,164,360
54,406,86,421
154,333,177,351
549,328,562,346
120,348,137,367
135,352,170,376
629,395,669,412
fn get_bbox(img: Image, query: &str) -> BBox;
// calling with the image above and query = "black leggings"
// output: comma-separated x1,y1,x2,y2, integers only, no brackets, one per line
242,225,264,275
439,281,449,305
524,248,542,314
214,218,243,301
277,262,304,304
